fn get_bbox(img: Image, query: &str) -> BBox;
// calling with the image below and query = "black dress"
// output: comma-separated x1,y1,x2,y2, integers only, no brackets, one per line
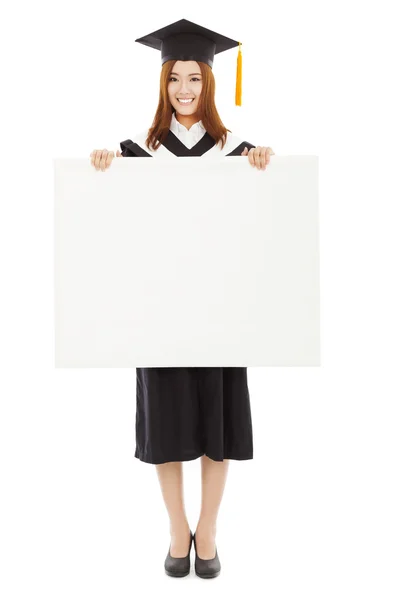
120,127,256,465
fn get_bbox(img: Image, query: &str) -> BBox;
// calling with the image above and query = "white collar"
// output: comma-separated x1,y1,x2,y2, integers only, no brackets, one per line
170,112,205,135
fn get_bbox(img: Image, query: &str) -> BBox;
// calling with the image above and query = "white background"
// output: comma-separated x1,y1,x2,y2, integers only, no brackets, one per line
1,0,399,598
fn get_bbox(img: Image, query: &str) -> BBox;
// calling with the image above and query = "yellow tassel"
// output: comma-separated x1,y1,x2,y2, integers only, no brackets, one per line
235,42,242,106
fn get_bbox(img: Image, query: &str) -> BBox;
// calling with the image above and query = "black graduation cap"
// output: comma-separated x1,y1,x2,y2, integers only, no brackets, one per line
135,18,243,106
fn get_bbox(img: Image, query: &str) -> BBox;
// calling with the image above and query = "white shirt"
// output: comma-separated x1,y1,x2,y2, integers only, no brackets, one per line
130,114,245,158
170,112,206,149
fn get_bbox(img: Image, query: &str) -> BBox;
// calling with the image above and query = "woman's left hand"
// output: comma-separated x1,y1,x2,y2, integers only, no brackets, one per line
241,146,275,170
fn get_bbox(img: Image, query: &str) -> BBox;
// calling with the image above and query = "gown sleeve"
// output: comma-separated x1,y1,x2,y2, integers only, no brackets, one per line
225,140,256,156
120,139,152,157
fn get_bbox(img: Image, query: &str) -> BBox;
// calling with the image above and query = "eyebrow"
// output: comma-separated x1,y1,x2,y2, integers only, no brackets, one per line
170,72,202,76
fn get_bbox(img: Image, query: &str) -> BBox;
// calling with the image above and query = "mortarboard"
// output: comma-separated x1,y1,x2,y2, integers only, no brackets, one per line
135,18,243,106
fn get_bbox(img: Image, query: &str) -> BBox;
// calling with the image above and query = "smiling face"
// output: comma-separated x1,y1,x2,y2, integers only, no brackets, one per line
167,60,203,118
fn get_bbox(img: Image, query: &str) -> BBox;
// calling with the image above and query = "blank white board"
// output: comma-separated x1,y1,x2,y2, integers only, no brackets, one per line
54,156,319,367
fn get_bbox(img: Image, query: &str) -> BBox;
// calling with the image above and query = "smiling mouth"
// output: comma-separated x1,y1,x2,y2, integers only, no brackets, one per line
177,98,194,104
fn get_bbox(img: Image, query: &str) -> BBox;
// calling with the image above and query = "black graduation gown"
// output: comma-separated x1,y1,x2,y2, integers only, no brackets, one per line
120,128,256,464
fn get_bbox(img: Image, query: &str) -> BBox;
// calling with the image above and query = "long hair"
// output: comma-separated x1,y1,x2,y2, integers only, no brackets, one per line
145,60,231,152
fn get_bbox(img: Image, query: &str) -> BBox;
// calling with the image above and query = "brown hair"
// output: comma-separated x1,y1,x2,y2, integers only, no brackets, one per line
145,60,232,152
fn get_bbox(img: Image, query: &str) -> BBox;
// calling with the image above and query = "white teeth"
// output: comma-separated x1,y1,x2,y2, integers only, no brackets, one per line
178,98,194,103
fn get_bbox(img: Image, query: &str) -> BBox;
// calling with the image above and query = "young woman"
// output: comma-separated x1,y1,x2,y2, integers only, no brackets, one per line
90,19,274,579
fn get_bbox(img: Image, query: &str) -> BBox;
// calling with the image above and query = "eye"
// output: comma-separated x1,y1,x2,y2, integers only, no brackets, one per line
169,77,201,82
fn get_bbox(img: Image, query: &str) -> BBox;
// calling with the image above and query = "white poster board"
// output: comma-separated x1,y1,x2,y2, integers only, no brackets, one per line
54,156,319,367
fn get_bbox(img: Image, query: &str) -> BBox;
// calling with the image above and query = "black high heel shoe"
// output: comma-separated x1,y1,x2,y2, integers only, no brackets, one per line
164,529,193,577
193,531,221,578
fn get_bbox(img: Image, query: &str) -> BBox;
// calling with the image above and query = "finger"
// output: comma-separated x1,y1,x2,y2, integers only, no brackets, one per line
105,150,115,168
94,150,102,170
116,150,122,157
91,150,100,167
99,148,108,171
241,147,249,156
248,148,255,166
261,147,269,169
254,146,262,169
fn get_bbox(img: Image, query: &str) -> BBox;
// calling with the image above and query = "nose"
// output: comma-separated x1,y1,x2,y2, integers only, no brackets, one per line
179,82,191,93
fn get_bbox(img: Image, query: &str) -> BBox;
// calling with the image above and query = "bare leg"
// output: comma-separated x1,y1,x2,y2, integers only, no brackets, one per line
156,462,191,558
194,455,230,559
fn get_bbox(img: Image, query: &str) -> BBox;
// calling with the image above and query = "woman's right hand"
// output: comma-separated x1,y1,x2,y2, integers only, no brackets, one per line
90,148,122,171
